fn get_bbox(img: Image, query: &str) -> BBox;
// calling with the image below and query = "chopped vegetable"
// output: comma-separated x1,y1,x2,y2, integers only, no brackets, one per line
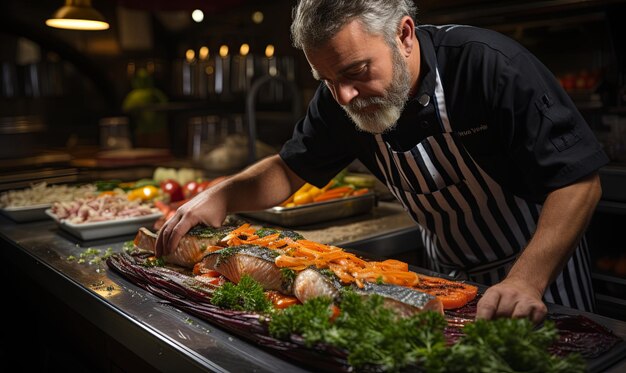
343,173,377,188
127,185,160,201
160,179,185,202
68,247,114,268
95,179,123,192
145,256,165,267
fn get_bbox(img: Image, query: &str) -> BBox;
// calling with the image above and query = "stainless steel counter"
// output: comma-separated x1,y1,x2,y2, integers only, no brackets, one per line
0,202,420,372
1,203,625,372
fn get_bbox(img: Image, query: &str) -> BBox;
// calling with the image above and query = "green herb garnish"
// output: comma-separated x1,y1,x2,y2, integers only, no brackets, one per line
319,268,336,279
123,240,137,253
94,179,122,191
255,228,280,238
145,257,165,267
269,296,335,344
280,268,296,293
215,246,239,267
188,225,234,239
267,289,585,372
210,275,272,313
280,268,296,284
280,230,304,241
440,318,586,373
255,228,304,240
71,247,116,268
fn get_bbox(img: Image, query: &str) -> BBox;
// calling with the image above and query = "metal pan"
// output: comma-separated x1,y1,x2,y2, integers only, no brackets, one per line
238,191,376,227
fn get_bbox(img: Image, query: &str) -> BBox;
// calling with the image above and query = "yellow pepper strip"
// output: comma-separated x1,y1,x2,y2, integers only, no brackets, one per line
128,185,159,201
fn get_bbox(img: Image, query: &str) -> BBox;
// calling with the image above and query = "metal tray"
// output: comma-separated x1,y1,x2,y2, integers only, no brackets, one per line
239,191,376,227
45,209,162,241
0,204,51,222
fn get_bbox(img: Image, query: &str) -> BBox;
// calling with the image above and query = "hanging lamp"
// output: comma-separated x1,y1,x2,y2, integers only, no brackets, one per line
46,0,110,31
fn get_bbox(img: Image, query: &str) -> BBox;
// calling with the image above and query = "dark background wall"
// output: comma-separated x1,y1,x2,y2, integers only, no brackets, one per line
0,0,624,155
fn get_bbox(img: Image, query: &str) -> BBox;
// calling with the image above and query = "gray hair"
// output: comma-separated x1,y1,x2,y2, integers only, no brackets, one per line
291,0,418,50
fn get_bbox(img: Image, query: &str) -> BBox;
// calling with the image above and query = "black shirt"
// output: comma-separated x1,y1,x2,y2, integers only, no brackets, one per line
279,25,608,203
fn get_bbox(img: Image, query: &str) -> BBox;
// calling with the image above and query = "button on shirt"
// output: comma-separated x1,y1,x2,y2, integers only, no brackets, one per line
280,25,608,203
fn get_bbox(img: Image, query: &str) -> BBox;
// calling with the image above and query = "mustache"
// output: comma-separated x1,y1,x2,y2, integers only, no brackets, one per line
346,96,387,112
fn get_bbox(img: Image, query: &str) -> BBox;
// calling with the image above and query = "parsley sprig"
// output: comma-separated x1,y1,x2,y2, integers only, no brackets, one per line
268,289,586,372
210,274,273,313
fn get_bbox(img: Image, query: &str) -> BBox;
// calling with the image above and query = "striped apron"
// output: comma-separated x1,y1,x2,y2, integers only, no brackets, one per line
373,68,595,311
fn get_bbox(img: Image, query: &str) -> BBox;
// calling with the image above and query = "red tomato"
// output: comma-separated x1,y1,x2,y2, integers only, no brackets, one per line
160,179,184,202
183,180,199,198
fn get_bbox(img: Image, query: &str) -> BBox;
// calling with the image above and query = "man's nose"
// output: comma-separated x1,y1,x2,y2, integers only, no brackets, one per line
334,83,358,106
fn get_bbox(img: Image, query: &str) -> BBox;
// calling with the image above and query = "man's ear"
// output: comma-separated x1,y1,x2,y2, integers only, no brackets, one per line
398,16,415,56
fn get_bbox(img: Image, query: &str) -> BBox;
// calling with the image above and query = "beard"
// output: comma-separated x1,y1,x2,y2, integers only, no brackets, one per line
342,46,412,134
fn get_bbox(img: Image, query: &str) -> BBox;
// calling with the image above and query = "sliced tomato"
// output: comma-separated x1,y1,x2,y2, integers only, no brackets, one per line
435,291,471,310
414,275,478,309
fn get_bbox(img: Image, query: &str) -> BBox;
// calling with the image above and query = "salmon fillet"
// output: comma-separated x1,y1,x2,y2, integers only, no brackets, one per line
197,245,293,294
133,225,234,268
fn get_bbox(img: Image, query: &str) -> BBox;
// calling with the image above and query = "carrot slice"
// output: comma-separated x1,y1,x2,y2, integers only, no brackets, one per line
313,191,347,202
351,188,370,196
275,255,311,268
326,186,355,194
312,187,354,202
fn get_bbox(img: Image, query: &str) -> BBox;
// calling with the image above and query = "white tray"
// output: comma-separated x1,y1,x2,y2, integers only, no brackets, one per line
0,204,51,222
45,209,162,240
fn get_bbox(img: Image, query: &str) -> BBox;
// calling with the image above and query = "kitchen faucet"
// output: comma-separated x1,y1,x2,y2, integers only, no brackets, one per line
245,74,301,164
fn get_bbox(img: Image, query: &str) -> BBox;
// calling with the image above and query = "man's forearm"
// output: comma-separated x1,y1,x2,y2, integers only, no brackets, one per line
505,172,602,294
218,154,305,213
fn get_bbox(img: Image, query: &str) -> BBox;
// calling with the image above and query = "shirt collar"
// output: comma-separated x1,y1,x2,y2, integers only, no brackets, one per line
411,27,437,103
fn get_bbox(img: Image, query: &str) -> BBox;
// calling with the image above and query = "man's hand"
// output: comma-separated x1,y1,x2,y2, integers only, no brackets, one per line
155,155,305,259
476,278,547,324
156,186,228,258
476,173,601,324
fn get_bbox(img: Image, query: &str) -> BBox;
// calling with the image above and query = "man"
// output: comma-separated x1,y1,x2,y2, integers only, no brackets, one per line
157,0,607,323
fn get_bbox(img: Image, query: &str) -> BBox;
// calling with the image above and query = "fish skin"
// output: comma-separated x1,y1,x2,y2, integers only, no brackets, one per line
293,268,443,316
355,282,443,316
133,225,233,268
199,245,293,294
293,267,342,304
254,228,304,241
